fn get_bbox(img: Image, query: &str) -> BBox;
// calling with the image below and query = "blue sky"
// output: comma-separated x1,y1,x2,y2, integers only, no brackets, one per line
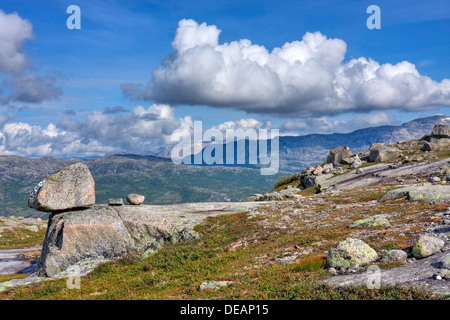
0,0,449,157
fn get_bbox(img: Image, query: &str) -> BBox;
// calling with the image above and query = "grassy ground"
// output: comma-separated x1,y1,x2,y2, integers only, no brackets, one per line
0,220,47,250
0,183,444,300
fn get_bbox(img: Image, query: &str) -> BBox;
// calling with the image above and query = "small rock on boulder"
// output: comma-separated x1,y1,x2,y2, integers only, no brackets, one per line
126,194,145,205
412,235,445,259
28,163,95,212
327,237,378,268
108,198,124,206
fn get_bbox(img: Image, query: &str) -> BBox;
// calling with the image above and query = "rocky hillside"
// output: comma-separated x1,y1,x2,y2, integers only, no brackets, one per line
1,124,449,299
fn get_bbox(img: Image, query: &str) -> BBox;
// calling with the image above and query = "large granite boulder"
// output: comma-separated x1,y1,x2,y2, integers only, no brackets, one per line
327,146,353,165
327,237,378,268
37,202,260,277
431,124,450,139
28,163,95,212
368,145,402,162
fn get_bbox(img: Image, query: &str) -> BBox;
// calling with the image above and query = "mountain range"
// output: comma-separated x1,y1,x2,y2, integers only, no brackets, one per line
0,114,448,218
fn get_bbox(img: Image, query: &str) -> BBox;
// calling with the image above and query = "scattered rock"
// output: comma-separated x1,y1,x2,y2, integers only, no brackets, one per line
199,280,233,291
327,146,353,166
28,163,95,212
327,237,378,268
383,249,408,262
313,166,323,175
429,176,441,183
301,173,334,189
126,194,145,205
356,168,364,174
328,267,337,276
412,235,445,259
350,216,391,228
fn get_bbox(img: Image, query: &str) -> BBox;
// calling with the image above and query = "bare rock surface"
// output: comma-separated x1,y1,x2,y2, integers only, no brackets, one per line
381,185,450,204
324,250,450,296
320,158,450,192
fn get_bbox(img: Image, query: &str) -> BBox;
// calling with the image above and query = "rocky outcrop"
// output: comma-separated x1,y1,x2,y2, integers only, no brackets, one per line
38,202,260,277
28,163,95,212
319,158,450,193
422,124,450,151
430,124,450,139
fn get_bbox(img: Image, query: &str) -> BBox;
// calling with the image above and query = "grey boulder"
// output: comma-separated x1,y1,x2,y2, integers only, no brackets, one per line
28,163,95,212
368,146,402,162
327,146,353,166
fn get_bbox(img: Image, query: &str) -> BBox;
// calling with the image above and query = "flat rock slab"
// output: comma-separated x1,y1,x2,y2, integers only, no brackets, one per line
320,158,450,192
324,251,450,296
38,202,262,277
381,185,450,204
0,247,41,275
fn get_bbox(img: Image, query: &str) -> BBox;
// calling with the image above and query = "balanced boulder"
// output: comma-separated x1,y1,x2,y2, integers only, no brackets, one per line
28,163,95,212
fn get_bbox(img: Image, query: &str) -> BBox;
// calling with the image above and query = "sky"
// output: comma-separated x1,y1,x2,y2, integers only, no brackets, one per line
0,0,449,157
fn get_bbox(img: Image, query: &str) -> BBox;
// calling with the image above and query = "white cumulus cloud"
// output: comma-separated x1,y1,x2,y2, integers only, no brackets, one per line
123,19,450,117
0,10,33,74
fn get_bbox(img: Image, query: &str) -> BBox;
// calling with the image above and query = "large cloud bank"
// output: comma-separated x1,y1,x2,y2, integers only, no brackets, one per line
123,19,450,117
0,104,192,157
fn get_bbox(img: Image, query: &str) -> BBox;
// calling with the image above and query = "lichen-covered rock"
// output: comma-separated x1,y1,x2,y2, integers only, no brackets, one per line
28,163,95,212
199,280,233,291
383,249,408,262
381,185,450,204
126,194,145,205
412,235,445,259
327,146,353,165
350,216,391,228
327,237,378,268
